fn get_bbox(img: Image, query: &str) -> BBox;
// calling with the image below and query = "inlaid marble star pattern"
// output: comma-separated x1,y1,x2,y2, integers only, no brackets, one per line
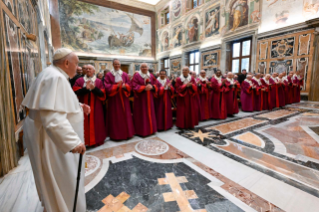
185,130,218,143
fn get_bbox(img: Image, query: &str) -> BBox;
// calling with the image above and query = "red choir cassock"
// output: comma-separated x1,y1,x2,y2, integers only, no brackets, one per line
210,76,227,119
175,75,199,129
277,77,286,107
283,77,291,105
240,79,254,112
287,76,294,104
104,70,135,140
73,76,107,146
194,78,202,121
251,77,263,111
132,71,158,137
269,77,279,109
260,78,271,110
224,78,239,115
197,77,212,121
155,78,174,131
292,75,303,103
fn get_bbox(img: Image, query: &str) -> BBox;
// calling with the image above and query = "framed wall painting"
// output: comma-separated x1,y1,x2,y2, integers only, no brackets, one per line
2,10,26,125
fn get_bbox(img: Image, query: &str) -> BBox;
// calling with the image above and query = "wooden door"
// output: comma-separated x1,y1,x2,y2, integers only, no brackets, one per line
121,65,129,73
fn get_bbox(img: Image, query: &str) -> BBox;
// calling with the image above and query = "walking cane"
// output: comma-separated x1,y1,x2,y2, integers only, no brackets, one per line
73,153,83,212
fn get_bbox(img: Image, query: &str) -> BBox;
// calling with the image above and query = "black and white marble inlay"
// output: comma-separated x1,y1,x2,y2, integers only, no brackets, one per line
85,157,244,211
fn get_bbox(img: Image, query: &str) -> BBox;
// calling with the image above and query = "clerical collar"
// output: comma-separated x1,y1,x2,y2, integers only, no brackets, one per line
111,69,123,76
180,74,191,83
244,78,253,86
263,77,270,84
54,65,69,80
83,74,97,83
157,77,168,89
198,76,208,82
138,70,150,79
226,78,234,84
252,77,262,85
214,75,222,84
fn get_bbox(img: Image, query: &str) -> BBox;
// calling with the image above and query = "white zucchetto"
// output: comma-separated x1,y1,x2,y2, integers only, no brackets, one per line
53,48,73,61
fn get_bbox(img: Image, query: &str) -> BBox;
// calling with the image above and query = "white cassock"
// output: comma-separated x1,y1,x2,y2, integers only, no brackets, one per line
22,65,86,212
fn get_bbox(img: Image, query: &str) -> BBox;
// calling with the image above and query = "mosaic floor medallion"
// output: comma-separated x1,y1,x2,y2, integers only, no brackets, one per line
135,139,169,156
85,155,101,177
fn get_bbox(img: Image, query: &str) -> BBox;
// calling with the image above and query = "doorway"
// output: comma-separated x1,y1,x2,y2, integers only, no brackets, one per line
121,65,130,73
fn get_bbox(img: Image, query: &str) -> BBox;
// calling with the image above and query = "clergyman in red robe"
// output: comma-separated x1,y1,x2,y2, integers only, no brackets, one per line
73,65,107,146
175,67,199,129
104,59,135,140
224,72,239,115
191,71,202,121
210,70,227,119
277,73,286,107
240,74,255,112
269,72,279,109
155,69,174,131
287,71,294,104
132,63,158,137
252,73,263,111
197,70,211,121
292,70,304,103
261,74,272,110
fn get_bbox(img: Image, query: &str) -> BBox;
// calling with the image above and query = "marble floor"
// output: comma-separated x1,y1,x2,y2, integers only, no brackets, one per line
2,102,319,212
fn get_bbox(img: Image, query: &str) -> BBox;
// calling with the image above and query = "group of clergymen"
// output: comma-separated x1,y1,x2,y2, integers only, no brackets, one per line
69,59,303,147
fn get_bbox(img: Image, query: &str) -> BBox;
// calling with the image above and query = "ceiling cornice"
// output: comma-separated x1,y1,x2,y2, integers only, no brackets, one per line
103,0,156,11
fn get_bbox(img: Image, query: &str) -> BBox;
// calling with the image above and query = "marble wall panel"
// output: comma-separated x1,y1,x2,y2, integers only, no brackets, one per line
298,33,311,56
2,0,17,16
170,57,182,77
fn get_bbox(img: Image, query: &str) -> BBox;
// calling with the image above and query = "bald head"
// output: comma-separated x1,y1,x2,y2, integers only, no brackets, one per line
140,63,149,74
200,70,206,78
53,52,79,78
86,65,96,77
255,73,261,79
182,66,190,77
246,74,253,80
265,74,271,80
227,72,233,78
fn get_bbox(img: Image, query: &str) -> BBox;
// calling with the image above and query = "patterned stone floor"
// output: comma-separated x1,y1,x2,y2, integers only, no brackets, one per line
2,103,319,212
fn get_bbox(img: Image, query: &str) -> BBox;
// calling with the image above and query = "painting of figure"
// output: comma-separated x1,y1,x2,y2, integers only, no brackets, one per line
229,0,248,31
303,0,319,19
172,24,183,48
161,31,169,51
187,17,199,43
59,0,152,57
171,0,182,20
171,58,181,75
3,12,26,124
205,6,220,37
202,53,218,68
17,0,32,33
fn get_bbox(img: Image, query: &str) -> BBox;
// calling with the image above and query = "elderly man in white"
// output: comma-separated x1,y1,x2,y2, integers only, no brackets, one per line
22,48,89,212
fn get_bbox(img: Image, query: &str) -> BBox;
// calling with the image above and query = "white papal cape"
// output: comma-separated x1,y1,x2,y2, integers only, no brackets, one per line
22,65,86,212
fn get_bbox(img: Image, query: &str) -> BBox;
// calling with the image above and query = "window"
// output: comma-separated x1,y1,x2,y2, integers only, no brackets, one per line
165,11,170,25
162,58,170,74
230,38,252,74
188,50,200,74
192,0,198,9
161,7,170,26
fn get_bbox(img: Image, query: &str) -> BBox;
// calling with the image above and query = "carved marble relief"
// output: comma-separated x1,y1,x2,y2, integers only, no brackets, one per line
296,57,308,91
298,34,311,56
258,62,266,74
269,59,293,75
259,42,268,60
271,37,295,58
17,0,32,33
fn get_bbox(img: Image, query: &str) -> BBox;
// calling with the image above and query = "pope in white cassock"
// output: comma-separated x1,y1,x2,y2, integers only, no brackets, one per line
22,48,89,212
